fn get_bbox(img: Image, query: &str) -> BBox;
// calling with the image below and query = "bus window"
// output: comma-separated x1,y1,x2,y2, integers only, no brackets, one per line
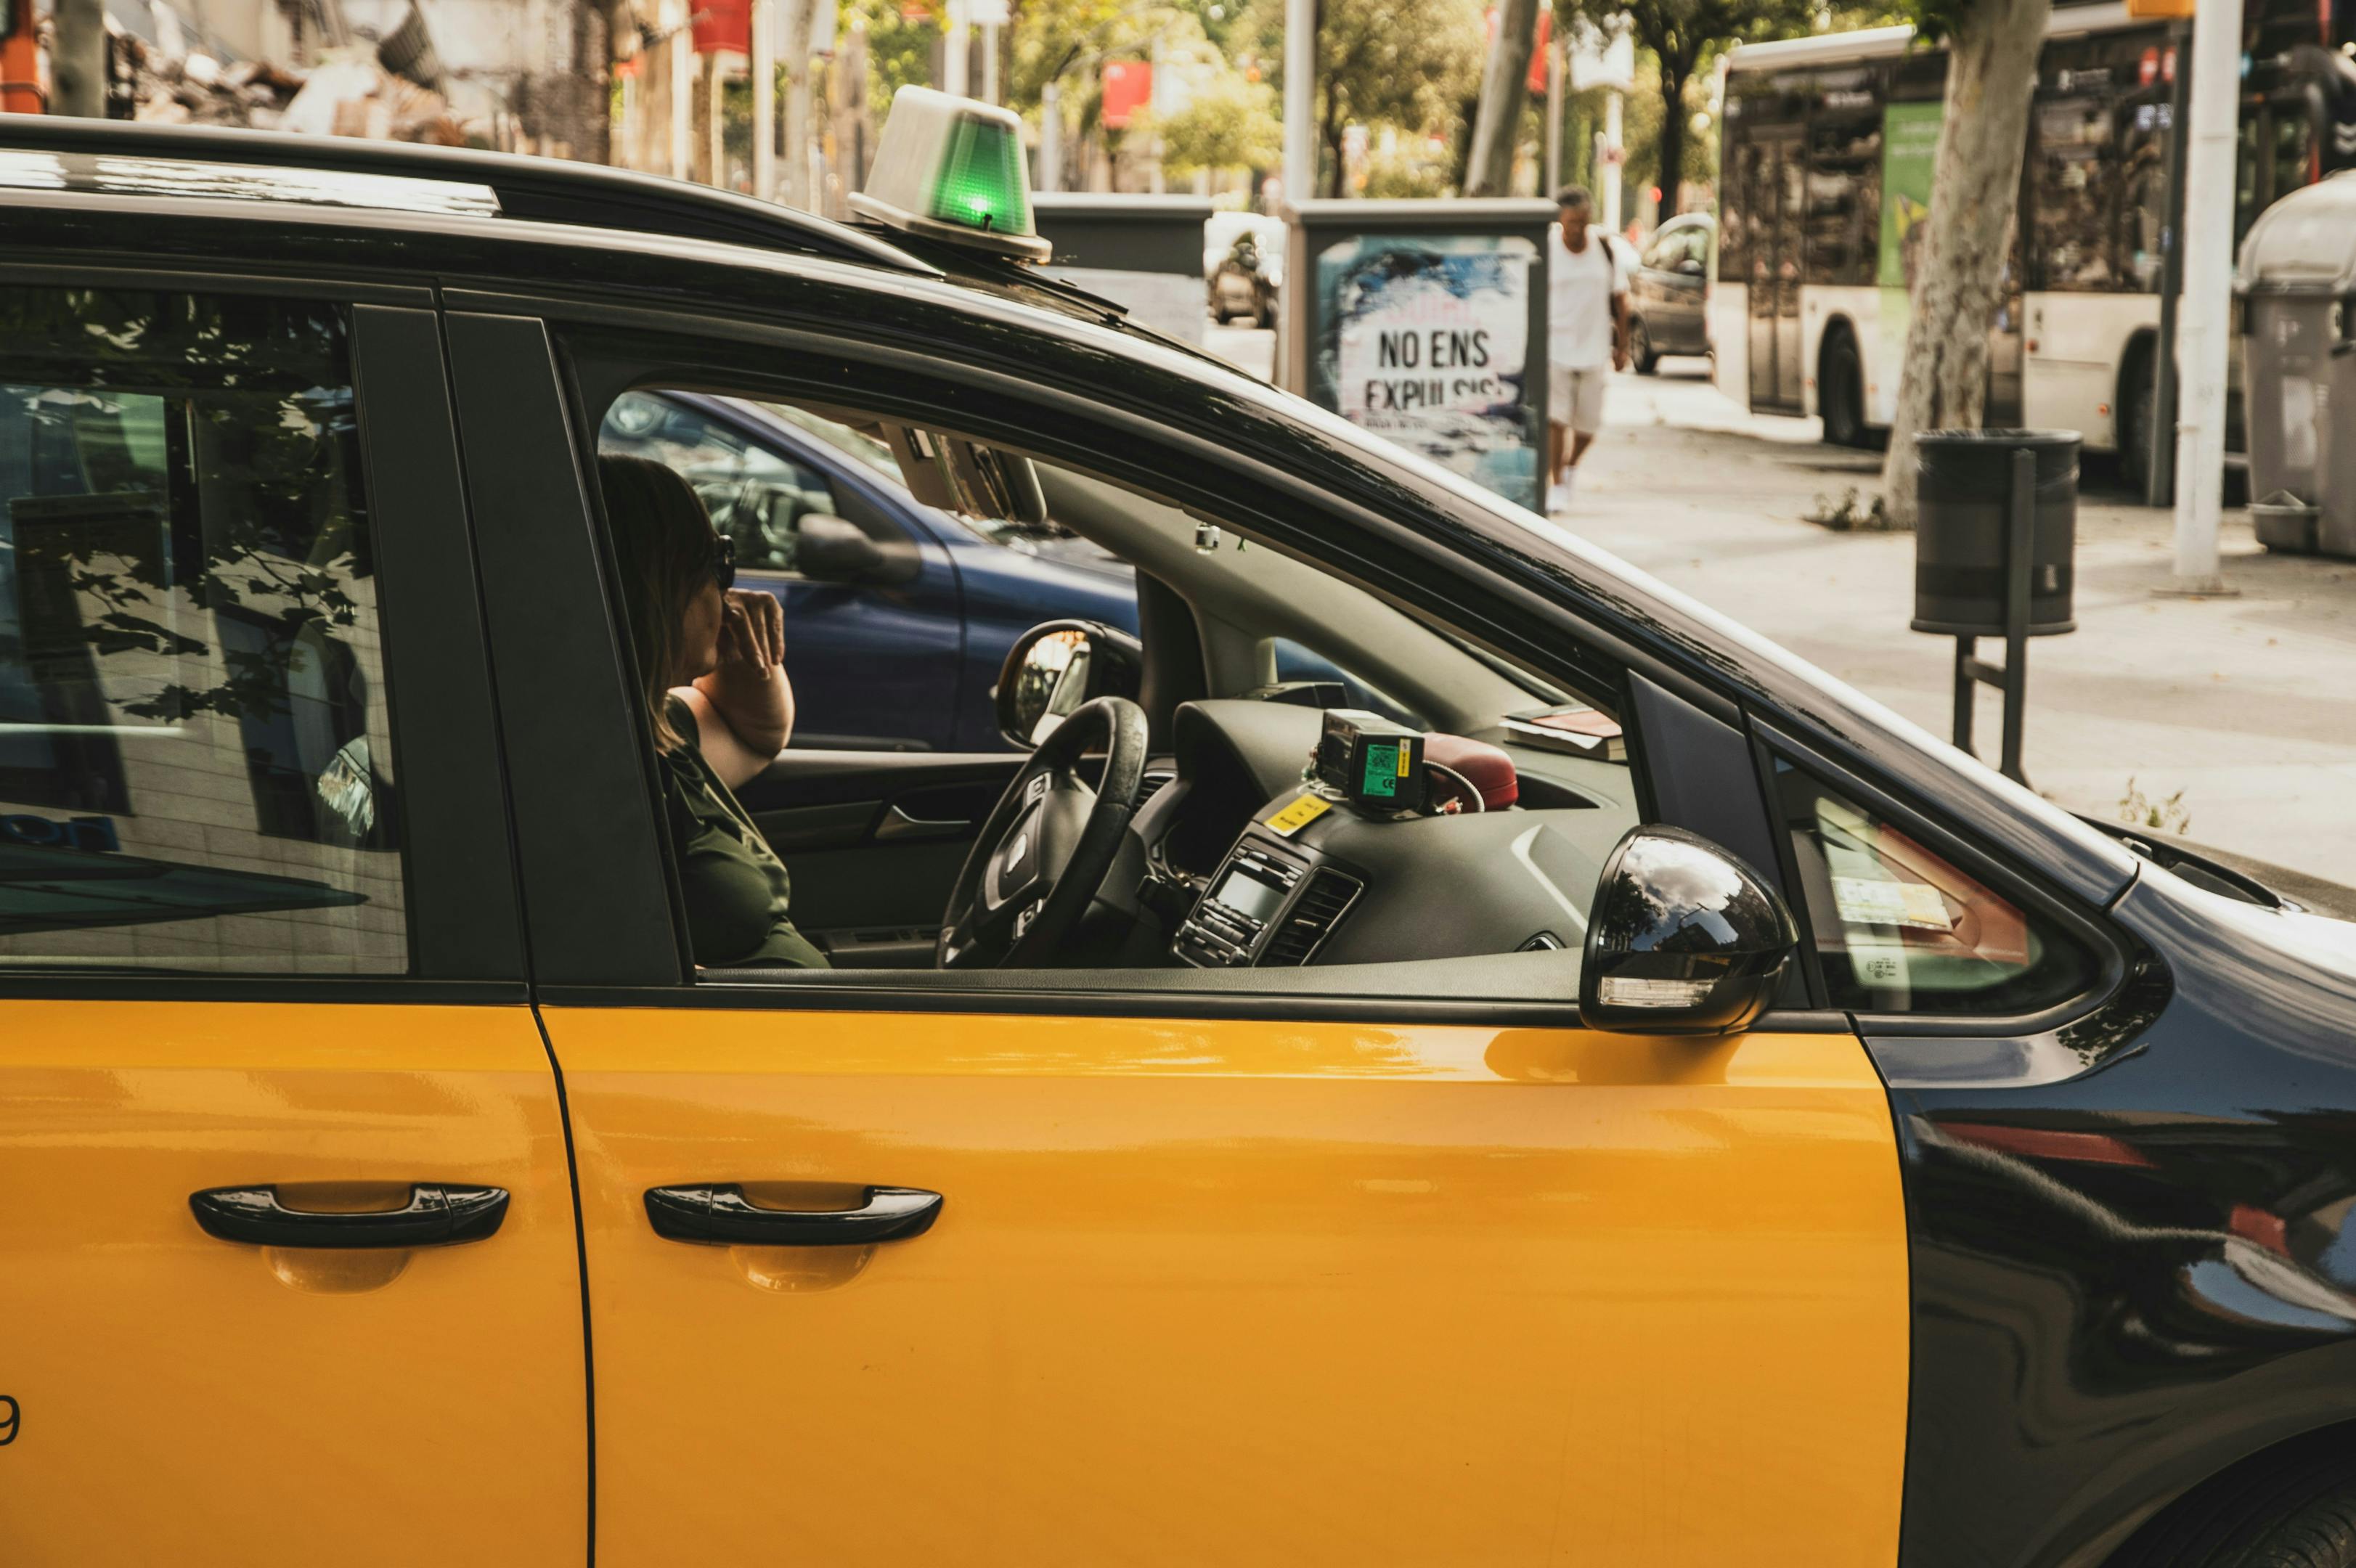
1804,106,1882,286
1719,122,1751,285
2027,94,2127,291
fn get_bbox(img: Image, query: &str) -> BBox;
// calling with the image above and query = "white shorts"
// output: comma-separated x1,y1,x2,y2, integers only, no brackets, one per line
1548,363,1609,436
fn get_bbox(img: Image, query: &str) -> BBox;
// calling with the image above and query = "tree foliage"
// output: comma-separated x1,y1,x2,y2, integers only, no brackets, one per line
1552,0,1814,217
1132,71,1283,176
1235,0,1483,197
1875,0,2052,524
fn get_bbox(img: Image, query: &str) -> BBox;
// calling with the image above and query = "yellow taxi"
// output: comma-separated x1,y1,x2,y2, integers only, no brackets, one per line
4,89,2356,1568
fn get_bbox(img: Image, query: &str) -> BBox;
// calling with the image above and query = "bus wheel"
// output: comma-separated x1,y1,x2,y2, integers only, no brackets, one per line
1630,319,1659,375
1820,330,1866,449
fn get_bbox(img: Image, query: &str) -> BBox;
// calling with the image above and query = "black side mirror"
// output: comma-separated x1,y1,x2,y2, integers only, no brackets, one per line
995,619,1143,748
796,514,908,584
1578,825,1798,1035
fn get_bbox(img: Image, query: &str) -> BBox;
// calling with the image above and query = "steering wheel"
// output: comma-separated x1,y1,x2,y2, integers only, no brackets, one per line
937,695,1150,968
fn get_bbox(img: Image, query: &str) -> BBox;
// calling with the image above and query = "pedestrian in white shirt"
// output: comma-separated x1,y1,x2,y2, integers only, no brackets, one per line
1544,185,1631,514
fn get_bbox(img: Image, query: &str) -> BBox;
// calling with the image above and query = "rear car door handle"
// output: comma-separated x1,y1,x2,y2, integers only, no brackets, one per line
189,1184,509,1249
643,1183,942,1246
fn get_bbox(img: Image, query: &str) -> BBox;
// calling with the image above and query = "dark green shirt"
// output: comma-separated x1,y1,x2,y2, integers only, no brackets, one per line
660,698,828,971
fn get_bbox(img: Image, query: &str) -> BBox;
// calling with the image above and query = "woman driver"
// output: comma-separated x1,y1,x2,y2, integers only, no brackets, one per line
599,454,828,971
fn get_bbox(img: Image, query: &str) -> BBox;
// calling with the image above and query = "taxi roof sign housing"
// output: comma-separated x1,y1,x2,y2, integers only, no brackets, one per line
849,86,1051,263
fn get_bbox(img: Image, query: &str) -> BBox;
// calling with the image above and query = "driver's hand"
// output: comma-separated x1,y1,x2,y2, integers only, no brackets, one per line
714,587,785,676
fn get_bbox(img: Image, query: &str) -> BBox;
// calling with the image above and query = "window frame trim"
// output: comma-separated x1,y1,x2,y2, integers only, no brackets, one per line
0,268,524,992
508,304,1684,1003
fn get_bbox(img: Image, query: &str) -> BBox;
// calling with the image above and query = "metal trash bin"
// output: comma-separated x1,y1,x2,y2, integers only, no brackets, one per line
2236,170,2356,558
1909,428,2081,785
1910,428,2080,637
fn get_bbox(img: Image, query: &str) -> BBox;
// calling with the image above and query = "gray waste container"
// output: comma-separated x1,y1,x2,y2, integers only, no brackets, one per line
2236,169,2356,558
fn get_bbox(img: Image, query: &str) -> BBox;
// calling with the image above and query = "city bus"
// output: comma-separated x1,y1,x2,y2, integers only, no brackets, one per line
1713,0,2356,489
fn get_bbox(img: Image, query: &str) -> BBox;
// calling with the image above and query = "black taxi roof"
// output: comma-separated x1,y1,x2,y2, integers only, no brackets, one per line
0,117,1174,338
0,117,943,277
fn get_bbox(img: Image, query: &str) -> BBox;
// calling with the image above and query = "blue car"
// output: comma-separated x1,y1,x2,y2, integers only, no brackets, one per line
600,390,1138,752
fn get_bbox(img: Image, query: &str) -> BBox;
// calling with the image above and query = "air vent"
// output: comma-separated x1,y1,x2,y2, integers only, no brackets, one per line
1136,772,1175,811
1260,869,1362,967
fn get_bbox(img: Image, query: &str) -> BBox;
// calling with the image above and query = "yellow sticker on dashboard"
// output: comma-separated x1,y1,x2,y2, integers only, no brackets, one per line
1266,793,1331,836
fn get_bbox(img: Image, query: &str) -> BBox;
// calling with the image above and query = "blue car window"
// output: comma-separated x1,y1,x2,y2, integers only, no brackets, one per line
600,393,838,574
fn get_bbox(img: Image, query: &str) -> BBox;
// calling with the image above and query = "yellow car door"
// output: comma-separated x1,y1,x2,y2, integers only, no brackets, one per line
447,311,1911,1565
0,288,585,1563
549,1005,1906,1566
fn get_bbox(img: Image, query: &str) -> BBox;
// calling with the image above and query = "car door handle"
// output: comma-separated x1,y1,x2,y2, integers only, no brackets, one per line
643,1183,943,1246
874,803,974,841
189,1184,509,1249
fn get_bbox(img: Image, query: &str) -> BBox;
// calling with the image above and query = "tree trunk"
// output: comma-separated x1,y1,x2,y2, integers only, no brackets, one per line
1656,62,1688,221
1321,93,1346,197
1878,0,2051,528
1464,0,1539,196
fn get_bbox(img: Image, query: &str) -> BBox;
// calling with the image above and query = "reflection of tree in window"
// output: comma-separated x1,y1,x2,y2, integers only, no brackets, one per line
0,287,399,963
216,608,388,847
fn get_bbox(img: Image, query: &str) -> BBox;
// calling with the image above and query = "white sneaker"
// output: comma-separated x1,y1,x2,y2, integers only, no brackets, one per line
1545,479,1573,513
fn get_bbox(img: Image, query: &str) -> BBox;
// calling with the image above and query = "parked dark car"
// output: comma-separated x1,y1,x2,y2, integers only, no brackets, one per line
1626,213,1713,373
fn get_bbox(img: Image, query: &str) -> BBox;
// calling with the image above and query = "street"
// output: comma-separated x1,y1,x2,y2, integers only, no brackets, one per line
1202,331,2356,889
1581,360,2356,887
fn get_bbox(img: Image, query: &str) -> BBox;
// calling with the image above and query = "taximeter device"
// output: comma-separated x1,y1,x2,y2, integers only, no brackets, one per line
1311,709,1428,816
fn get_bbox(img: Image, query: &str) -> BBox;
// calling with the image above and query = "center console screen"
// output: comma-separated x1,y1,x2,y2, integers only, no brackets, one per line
1207,865,1287,924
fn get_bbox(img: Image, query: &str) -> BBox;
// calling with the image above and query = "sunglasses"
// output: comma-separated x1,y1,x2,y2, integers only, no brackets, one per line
706,533,736,592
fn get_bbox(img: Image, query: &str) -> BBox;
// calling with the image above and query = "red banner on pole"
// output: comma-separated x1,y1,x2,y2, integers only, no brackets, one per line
1102,60,1153,128
693,0,749,56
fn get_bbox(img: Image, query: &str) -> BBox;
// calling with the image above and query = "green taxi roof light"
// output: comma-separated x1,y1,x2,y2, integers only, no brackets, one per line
846,86,1051,263
929,115,1028,236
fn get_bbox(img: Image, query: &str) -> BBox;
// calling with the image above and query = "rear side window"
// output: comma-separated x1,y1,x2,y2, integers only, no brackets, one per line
0,287,404,973
1769,756,2101,1016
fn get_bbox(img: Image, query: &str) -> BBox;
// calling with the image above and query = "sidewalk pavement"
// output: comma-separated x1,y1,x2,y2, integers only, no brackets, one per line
1573,359,2356,889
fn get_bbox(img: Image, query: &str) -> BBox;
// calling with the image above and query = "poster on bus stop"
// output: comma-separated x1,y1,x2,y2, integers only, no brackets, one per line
1312,234,1541,510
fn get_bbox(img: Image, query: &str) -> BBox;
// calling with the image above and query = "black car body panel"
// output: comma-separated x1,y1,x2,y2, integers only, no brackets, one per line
1880,868,2356,1567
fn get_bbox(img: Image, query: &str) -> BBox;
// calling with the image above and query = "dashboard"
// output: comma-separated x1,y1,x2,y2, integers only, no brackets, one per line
1135,700,1642,970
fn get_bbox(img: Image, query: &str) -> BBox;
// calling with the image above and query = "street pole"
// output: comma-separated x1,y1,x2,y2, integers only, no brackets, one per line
1601,91,1623,232
670,14,693,181
982,22,1000,104
52,0,105,118
1279,0,1316,392
2168,0,2240,594
2145,19,2192,507
1282,0,1314,203
945,0,969,96
1544,34,1565,196
1039,80,1062,192
752,0,777,200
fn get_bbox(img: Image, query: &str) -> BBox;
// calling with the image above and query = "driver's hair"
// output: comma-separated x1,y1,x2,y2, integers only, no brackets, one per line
598,452,715,754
